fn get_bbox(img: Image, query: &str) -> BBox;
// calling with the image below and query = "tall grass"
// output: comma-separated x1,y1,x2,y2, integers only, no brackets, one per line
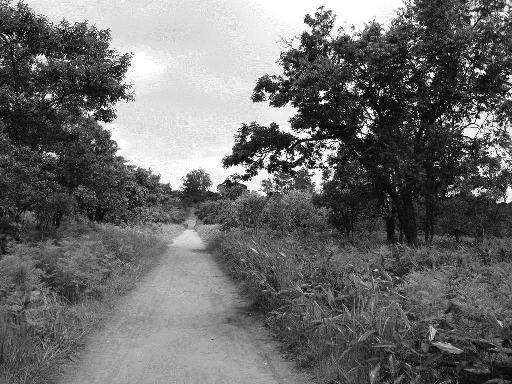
0,222,183,384
208,229,512,383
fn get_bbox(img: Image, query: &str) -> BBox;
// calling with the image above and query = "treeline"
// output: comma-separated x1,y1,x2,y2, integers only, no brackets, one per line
0,2,184,249
197,171,512,384
222,0,512,247
197,169,512,243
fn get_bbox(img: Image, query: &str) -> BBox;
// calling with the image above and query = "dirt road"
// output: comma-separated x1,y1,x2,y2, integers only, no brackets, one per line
59,219,310,384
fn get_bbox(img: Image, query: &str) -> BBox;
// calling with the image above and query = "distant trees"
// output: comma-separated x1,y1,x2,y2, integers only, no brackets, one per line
217,179,248,200
181,169,212,203
224,1,512,246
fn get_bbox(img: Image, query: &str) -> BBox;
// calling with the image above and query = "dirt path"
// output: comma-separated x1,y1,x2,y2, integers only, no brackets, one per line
59,219,311,384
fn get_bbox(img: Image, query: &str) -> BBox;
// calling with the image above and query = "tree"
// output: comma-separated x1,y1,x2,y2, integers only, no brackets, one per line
0,2,177,230
318,158,381,239
261,168,315,196
0,1,132,150
223,1,512,246
0,131,59,222
217,178,248,200
181,169,212,203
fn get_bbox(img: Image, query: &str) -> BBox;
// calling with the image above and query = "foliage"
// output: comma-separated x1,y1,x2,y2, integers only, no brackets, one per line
437,194,512,240
196,199,240,229
209,230,512,384
261,190,329,234
0,132,59,223
317,159,381,238
261,168,315,196
0,1,132,150
216,179,248,200
223,1,512,246
0,2,181,245
198,190,329,234
236,192,267,229
181,168,212,204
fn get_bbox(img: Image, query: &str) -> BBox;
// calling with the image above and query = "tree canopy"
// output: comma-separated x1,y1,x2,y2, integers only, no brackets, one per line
0,1,182,234
181,169,213,203
261,168,315,196
223,0,512,245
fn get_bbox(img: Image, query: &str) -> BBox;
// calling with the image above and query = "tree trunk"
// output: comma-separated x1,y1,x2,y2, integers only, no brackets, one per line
424,196,435,243
385,214,397,243
381,195,397,243
394,189,419,247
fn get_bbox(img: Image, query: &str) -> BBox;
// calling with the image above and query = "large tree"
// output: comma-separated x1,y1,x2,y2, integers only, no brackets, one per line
181,169,212,203
223,0,512,245
0,1,132,150
0,2,180,228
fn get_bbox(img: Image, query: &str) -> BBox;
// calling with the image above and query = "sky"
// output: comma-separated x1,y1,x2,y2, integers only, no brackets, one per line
25,0,403,191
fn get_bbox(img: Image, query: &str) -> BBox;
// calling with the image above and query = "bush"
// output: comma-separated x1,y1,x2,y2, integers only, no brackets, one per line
260,191,329,234
235,192,266,228
196,199,240,229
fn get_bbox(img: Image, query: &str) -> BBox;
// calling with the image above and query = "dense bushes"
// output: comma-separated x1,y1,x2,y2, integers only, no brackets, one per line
0,222,181,383
197,190,329,233
260,191,329,233
208,229,512,384
196,199,239,228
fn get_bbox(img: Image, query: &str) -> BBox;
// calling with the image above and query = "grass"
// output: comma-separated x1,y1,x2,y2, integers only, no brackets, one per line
0,221,184,384
203,228,512,384
194,223,221,245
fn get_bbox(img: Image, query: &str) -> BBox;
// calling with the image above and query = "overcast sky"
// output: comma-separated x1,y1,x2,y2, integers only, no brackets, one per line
26,0,403,191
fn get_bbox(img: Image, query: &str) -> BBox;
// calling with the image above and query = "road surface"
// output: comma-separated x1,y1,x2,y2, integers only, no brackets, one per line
59,218,310,384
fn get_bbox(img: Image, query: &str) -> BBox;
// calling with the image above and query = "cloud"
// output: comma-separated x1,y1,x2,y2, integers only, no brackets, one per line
126,49,167,85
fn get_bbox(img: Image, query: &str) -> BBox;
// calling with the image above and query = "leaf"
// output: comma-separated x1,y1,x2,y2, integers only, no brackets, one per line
428,325,437,341
357,329,376,343
431,341,464,354
369,363,381,384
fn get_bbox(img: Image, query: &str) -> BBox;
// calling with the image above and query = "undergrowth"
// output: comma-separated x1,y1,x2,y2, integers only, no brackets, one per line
207,229,512,384
0,221,183,384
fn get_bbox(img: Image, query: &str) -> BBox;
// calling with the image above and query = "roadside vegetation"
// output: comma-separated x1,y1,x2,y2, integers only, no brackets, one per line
0,2,187,383
197,186,512,384
0,220,184,384
197,1,512,382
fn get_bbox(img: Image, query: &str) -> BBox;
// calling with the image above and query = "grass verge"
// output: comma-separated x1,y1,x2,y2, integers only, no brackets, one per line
0,222,184,384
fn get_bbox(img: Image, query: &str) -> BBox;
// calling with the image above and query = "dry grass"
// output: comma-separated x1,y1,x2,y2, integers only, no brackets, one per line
194,223,221,245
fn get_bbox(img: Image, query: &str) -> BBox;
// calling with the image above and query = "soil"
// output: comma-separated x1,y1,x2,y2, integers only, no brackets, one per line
58,218,311,384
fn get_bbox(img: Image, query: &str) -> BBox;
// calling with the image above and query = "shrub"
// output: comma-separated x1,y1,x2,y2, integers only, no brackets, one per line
235,192,266,228
196,199,240,228
261,191,329,234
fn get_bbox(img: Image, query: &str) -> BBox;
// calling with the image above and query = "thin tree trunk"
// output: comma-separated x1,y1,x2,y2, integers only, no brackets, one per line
424,197,435,243
385,214,397,243
395,189,419,247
